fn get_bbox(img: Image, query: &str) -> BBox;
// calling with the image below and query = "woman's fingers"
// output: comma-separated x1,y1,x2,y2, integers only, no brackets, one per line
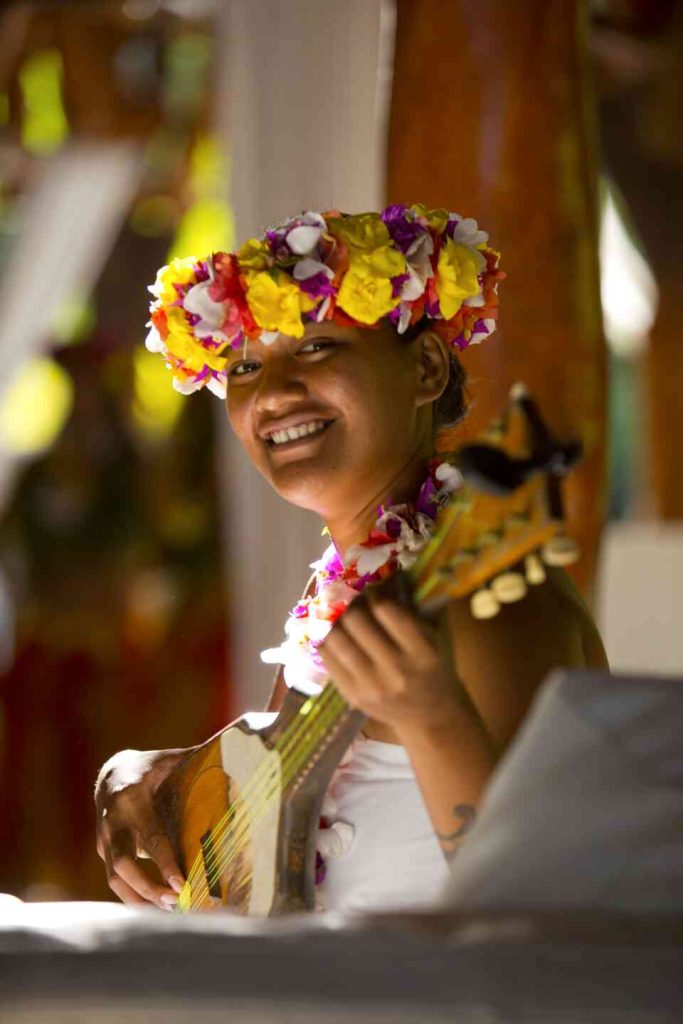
369,598,439,661
105,822,181,909
107,874,151,907
136,825,184,894
338,604,400,665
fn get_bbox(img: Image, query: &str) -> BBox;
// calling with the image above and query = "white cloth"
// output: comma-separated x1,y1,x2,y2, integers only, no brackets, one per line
444,670,683,911
317,734,451,912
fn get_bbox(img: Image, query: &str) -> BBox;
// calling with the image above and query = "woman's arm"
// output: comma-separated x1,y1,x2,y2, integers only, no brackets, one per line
319,566,608,862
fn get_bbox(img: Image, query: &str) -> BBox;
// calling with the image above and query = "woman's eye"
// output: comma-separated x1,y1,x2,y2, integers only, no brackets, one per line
229,361,260,378
299,340,334,354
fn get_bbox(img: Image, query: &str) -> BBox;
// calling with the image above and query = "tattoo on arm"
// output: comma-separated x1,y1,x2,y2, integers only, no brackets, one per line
437,804,476,863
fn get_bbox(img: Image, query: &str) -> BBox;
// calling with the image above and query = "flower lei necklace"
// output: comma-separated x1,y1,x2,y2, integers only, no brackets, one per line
261,459,463,696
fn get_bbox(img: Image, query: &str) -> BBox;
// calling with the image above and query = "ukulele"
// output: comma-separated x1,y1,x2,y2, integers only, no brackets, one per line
154,385,580,915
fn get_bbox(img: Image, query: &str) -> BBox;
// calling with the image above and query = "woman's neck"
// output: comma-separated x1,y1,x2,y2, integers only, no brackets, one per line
324,447,434,558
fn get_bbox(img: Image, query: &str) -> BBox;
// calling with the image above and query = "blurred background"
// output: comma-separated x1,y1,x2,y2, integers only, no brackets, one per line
0,0,680,902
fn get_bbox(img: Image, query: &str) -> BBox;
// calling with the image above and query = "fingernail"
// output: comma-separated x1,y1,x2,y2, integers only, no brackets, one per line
160,894,177,907
169,876,184,894
159,902,174,913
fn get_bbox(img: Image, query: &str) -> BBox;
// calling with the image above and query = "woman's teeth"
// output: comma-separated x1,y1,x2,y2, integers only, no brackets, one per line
269,420,329,446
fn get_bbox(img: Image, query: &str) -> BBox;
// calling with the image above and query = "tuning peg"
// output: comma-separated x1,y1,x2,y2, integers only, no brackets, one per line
470,587,501,619
524,553,546,585
542,535,580,566
491,572,527,603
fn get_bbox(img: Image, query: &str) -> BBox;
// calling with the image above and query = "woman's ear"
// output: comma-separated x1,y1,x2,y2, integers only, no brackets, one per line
414,329,449,407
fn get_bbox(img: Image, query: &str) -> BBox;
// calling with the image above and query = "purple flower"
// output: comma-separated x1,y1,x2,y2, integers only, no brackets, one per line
386,306,402,327
385,516,402,540
416,477,438,517
425,296,441,318
315,851,327,885
298,272,337,300
381,205,424,254
445,217,460,240
390,272,410,298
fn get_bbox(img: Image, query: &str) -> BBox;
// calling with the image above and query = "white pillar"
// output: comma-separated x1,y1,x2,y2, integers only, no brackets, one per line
211,0,394,712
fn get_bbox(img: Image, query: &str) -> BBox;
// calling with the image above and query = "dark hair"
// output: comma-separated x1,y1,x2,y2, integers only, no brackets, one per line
398,316,468,431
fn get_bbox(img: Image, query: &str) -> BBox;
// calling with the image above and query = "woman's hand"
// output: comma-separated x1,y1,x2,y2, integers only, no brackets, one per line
95,747,189,910
318,585,463,739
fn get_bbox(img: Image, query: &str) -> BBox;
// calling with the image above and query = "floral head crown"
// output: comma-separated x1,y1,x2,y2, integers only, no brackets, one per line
145,203,505,399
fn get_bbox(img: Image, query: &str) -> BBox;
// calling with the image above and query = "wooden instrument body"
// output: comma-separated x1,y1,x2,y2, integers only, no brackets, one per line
155,687,364,915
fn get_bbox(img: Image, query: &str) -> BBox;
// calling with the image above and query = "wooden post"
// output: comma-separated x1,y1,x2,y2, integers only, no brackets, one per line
387,0,607,596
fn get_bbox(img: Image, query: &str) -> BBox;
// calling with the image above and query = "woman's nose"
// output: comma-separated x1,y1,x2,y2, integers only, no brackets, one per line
254,354,307,411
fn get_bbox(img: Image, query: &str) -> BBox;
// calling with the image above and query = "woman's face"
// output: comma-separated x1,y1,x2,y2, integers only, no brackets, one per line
224,320,438,519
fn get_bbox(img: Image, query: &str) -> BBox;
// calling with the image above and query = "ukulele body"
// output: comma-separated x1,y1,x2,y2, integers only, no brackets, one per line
154,686,364,915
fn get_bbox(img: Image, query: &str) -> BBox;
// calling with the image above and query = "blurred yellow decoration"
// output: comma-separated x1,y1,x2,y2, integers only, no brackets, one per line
168,134,235,259
52,296,97,346
0,358,73,455
130,194,180,237
132,346,184,441
19,49,69,156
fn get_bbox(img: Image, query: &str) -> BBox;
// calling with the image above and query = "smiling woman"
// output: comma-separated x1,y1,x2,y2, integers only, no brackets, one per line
95,205,607,914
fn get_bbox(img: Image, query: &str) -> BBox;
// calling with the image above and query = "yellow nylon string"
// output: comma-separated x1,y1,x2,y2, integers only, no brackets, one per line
193,688,347,904
182,686,339,900
184,689,347,909
183,685,340,893
181,685,347,907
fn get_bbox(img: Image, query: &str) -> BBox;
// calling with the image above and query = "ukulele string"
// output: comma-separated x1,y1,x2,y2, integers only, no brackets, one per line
194,687,348,901
182,684,340,900
182,684,346,903
185,691,347,908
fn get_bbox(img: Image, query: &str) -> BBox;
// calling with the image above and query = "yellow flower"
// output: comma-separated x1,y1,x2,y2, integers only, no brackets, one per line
244,268,317,337
165,308,229,373
410,204,449,235
236,238,271,272
327,211,394,251
435,238,484,320
337,266,399,324
153,256,199,305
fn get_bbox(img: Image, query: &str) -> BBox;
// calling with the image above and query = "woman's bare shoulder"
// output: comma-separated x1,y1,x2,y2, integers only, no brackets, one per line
443,564,608,749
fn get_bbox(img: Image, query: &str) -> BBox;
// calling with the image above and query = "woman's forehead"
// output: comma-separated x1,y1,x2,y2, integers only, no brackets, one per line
227,321,373,359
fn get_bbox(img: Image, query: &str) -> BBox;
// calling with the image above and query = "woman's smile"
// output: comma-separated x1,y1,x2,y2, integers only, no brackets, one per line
264,417,335,456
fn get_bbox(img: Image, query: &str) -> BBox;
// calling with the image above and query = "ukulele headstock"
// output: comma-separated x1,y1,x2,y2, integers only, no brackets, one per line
412,385,581,619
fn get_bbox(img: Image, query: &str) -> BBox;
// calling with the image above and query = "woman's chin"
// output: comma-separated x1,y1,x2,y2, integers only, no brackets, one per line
265,455,344,512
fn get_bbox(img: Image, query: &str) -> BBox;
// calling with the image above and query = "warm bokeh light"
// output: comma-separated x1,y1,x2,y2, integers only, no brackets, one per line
0,356,73,456
600,180,658,357
132,345,185,441
18,49,69,156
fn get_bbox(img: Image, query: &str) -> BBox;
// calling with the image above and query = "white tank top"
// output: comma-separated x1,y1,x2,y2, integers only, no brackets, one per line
316,734,452,912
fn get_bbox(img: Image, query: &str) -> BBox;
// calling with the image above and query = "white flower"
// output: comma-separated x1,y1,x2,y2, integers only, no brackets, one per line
469,317,496,344
145,324,166,354
449,215,489,248
286,224,323,255
435,462,463,493
172,375,204,395
399,232,434,306
345,543,395,576
206,374,227,399
395,303,413,335
293,258,334,282
183,280,229,341
259,330,280,345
